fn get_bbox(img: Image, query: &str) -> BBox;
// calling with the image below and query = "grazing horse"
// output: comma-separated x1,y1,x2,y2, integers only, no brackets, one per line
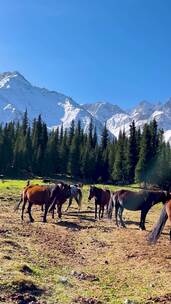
65,184,83,212
49,184,83,219
108,189,170,230
148,199,171,243
15,183,71,223
88,186,111,219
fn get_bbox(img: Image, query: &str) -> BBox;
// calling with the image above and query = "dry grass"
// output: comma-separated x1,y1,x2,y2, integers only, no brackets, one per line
0,180,170,304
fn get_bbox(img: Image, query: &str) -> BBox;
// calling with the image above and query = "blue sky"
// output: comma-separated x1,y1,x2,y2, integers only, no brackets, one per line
0,0,171,108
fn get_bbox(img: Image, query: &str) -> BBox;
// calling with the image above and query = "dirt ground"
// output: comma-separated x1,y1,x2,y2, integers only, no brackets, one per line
0,182,171,304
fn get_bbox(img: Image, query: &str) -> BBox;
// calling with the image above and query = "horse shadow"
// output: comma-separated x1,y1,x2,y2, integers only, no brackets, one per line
56,220,97,230
56,221,83,230
124,220,141,227
65,210,96,223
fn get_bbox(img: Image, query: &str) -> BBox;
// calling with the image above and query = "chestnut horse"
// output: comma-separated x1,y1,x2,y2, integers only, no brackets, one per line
148,199,171,243
15,182,71,222
88,186,111,219
108,189,170,230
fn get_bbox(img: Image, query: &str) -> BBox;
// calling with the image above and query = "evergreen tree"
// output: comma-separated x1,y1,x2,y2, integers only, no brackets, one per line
101,123,109,150
135,124,152,184
127,121,138,182
68,132,80,177
112,130,128,183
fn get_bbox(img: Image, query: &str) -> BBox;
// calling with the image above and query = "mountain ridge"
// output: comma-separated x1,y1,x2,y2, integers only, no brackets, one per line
0,71,171,142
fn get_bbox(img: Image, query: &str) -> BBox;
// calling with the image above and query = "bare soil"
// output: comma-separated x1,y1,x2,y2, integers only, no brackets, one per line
0,184,171,303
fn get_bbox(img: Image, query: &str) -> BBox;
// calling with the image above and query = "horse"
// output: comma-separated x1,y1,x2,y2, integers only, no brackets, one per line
88,185,111,219
108,189,170,230
15,182,71,223
65,184,83,212
48,184,83,219
148,199,171,243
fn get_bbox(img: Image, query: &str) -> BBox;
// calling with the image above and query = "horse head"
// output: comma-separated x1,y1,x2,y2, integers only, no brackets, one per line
88,185,96,201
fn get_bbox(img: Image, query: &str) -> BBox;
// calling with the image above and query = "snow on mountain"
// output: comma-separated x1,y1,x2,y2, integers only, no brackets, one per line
0,71,104,137
56,98,104,135
105,100,171,139
83,101,125,123
1,71,171,142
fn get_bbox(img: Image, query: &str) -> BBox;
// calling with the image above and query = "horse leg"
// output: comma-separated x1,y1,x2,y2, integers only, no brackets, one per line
41,204,44,212
57,203,62,220
52,206,55,219
28,202,34,223
95,202,97,219
21,198,27,221
118,206,126,228
99,205,102,220
65,197,72,212
75,197,80,212
115,203,119,227
139,207,150,230
43,203,49,223
101,205,104,218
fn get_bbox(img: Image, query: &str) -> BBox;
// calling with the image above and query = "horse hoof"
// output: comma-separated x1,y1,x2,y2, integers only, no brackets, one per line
140,227,146,231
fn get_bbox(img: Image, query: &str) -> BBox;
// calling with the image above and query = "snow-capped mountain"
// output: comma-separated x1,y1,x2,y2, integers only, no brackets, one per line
0,71,104,136
83,102,125,123
0,71,171,142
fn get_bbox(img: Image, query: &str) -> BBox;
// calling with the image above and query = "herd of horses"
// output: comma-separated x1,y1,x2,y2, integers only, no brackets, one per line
15,182,171,244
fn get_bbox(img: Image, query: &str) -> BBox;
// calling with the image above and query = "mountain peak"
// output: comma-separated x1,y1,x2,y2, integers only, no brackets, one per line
1,70,171,143
0,71,30,89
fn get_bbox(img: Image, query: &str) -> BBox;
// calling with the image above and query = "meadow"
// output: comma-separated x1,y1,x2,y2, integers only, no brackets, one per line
0,180,170,304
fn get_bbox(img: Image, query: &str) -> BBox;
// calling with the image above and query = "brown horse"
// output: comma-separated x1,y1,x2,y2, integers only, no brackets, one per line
88,186,111,219
148,199,171,243
15,182,71,222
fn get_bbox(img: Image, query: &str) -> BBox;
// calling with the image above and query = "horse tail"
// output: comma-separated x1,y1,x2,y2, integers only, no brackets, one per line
14,183,29,211
148,205,168,244
77,189,82,210
14,192,23,211
49,200,57,213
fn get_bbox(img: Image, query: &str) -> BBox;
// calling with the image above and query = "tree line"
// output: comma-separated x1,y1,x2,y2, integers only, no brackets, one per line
0,111,171,188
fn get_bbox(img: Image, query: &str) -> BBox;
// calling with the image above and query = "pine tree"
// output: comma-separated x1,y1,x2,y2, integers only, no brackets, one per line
127,121,138,182
101,123,109,150
112,130,128,183
135,124,152,184
68,133,80,177
68,120,75,145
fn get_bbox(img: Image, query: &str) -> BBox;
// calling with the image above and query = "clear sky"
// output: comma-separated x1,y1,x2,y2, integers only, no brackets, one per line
0,0,171,108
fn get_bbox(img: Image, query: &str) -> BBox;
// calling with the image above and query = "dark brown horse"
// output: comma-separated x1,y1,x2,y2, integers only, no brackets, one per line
148,199,171,243
15,183,71,222
108,189,170,230
88,186,111,219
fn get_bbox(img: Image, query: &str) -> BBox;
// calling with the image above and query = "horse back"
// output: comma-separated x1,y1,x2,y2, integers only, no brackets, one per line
26,185,49,204
101,189,111,206
117,189,148,210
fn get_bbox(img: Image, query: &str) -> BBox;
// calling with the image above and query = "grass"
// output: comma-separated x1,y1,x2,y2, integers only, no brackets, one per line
0,179,170,304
